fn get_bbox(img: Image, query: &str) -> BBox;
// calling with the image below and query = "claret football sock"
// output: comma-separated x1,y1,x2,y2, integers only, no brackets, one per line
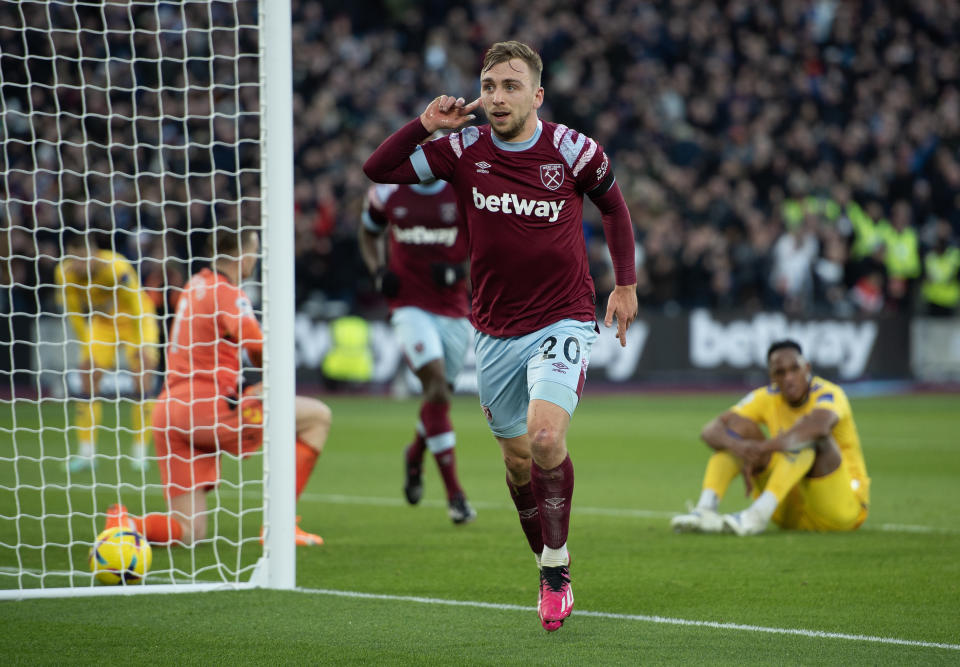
295,438,320,500
507,476,544,555
406,432,427,466
404,435,426,505
530,455,574,549
433,447,463,500
421,402,466,501
420,401,452,440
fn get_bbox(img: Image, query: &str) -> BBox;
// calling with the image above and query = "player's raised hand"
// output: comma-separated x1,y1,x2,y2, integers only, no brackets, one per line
603,284,638,348
420,95,481,133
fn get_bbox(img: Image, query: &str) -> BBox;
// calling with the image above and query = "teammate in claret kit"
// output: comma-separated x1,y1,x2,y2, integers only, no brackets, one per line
364,41,638,632
359,175,476,525
104,226,332,547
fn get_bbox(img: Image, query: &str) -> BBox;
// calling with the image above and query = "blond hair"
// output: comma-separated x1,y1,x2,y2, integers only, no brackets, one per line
481,41,543,88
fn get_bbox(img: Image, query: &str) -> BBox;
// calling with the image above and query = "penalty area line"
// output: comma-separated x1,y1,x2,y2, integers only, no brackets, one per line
299,587,960,652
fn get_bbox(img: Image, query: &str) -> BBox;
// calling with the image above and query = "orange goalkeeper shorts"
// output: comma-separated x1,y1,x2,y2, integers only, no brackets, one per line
152,382,264,499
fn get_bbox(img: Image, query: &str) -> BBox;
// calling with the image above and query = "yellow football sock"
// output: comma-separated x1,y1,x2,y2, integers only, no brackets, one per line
74,399,102,451
132,399,155,447
763,448,816,503
701,450,741,501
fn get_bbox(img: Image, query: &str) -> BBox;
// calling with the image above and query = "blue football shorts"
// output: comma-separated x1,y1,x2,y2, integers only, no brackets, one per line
474,319,598,439
391,306,472,385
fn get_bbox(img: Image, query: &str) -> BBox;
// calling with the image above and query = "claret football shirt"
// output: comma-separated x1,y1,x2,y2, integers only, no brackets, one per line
363,180,470,318
412,120,614,337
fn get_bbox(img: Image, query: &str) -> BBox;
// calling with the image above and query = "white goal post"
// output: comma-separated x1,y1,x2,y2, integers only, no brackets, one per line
0,0,296,598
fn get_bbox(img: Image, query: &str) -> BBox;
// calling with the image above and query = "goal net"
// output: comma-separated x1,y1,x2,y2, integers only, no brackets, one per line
0,0,297,598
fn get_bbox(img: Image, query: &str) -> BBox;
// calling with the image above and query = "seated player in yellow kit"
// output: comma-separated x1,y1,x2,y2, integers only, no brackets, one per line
671,339,870,535
55,230,160,472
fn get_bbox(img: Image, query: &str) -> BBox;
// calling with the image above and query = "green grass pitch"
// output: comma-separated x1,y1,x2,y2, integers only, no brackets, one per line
1,391,959,664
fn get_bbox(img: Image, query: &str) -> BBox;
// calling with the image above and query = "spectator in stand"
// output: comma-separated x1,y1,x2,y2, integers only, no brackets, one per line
920,220,960,317
769,214,819,315
880,200,922,313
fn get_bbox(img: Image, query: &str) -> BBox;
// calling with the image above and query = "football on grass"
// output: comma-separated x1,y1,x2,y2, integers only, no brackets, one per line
88,526,152,585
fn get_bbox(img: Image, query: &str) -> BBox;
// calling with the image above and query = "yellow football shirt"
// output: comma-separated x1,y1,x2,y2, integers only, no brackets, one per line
55,249,158,346
730,376,870,506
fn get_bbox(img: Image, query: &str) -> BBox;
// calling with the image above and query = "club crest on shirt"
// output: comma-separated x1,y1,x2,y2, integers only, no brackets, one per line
540,163,564,191
440,202,458,223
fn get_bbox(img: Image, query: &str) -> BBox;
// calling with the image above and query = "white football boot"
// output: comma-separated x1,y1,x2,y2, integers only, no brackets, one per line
671,507,725,533
721,508,767,536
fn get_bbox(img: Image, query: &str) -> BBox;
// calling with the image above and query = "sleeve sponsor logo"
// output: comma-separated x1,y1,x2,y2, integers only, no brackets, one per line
596,154,609,182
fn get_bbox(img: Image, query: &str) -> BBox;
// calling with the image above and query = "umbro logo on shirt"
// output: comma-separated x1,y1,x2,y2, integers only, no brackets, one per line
475,161,491,173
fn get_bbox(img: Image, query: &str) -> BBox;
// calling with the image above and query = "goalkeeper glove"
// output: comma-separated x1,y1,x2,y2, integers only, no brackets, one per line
430,262,466,288
375,267,400,298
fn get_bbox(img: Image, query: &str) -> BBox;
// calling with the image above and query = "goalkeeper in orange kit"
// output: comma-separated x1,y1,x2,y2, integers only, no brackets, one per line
104,226,331,547
56,230,159,472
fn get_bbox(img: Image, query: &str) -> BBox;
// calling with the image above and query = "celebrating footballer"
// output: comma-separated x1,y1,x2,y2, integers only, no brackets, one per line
365,40,638,632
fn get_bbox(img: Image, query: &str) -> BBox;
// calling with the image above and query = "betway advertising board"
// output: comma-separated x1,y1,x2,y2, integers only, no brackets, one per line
294,309,911,388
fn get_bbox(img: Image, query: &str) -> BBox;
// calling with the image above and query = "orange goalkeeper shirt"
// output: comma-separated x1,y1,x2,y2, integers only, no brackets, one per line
165,268,263,396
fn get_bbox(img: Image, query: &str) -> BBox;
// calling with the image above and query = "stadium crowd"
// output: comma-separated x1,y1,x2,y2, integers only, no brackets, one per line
303,0,960,318
2,0,959,335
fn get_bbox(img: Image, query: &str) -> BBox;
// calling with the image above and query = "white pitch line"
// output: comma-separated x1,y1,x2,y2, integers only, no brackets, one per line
310,493,674,520
306,493,960,534
300,587,960,652
9,486,957,534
